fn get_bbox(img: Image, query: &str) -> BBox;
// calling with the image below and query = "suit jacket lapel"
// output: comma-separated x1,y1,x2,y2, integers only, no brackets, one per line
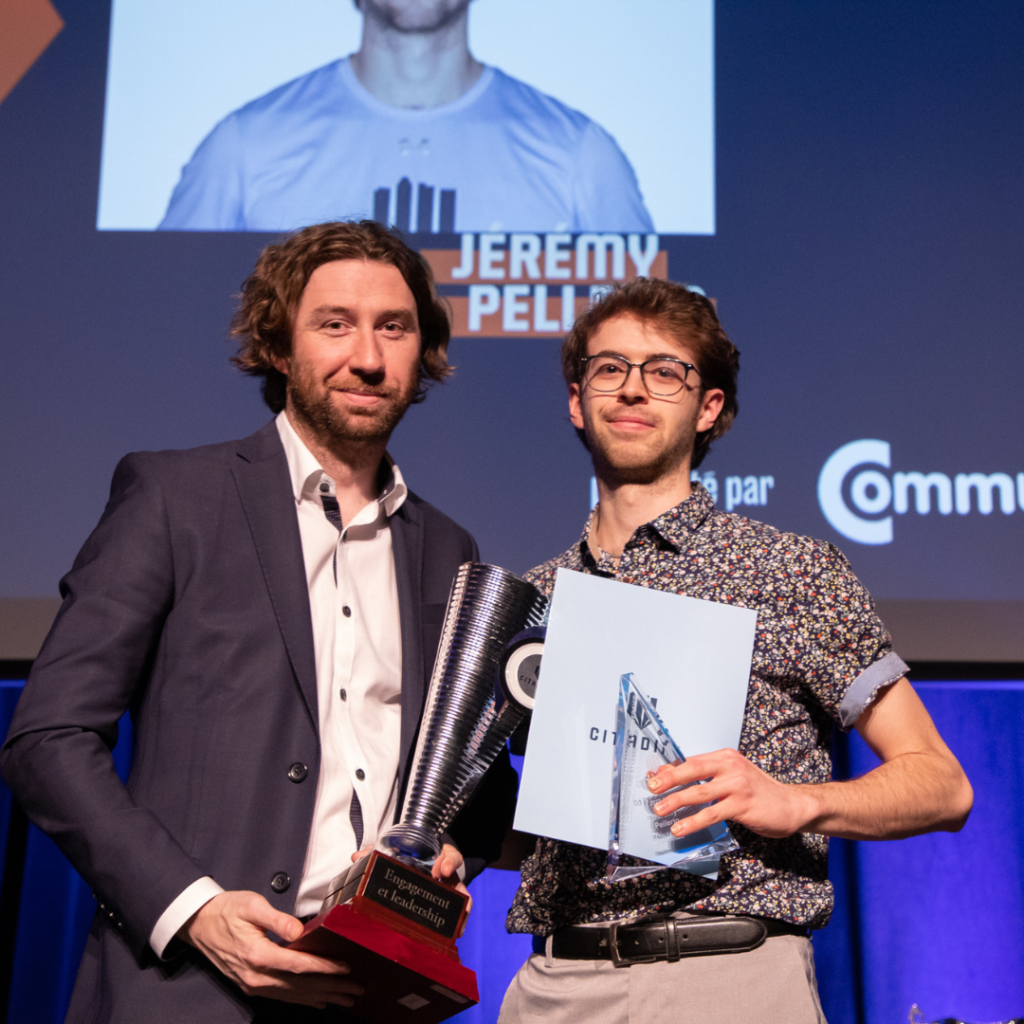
390,500,425,796
231,423,319,729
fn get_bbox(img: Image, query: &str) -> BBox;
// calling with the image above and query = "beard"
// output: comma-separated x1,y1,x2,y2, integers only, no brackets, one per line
585,406,701,487
287,365,418,451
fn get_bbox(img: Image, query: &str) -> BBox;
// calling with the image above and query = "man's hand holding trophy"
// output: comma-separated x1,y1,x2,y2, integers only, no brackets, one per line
289,563,547,1023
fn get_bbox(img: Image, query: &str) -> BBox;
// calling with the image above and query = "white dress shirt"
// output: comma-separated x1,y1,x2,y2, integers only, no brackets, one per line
150,412,406,954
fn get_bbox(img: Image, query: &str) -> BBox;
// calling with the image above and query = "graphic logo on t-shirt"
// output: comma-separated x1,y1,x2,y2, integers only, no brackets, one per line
372,177,456,234
818,439,1024,545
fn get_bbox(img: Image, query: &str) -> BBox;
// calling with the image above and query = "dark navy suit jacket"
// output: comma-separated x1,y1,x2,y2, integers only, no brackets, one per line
1,422,516,1023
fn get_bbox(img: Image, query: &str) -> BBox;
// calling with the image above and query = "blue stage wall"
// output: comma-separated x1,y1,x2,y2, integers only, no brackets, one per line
840,683,1024,1023
2,678,1022,1024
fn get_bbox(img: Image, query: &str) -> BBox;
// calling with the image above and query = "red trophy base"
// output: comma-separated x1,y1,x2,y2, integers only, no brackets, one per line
290,851,478,1023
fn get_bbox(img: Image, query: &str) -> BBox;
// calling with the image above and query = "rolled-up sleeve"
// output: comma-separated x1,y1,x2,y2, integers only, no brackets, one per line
837,651,910,729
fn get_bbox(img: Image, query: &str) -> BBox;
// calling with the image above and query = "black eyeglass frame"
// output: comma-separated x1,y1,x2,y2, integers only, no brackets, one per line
579,354,701,398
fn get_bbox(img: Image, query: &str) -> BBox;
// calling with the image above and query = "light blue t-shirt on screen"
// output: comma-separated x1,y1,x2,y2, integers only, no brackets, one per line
159,59,654,233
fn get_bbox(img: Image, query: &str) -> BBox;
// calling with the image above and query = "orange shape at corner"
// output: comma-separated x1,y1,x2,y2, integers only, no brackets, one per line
0,0,64,106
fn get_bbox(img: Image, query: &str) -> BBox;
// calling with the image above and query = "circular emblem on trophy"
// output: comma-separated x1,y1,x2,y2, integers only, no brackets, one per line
500,631,545,711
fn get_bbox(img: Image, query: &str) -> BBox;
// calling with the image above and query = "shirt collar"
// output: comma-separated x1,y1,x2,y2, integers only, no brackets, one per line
275,410,408,519
576,483,716,565
647,483,716,546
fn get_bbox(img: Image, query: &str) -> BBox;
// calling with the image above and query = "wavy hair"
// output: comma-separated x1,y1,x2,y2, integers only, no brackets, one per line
561,278,739,469
231,220,452,412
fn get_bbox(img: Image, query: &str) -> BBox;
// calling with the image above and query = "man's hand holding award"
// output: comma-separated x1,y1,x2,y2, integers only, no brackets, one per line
289,563,548,1023
515,567,757,883
288,558,755,1021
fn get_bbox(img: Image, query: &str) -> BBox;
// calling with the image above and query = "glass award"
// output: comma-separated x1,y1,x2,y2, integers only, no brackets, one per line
607,673,738,883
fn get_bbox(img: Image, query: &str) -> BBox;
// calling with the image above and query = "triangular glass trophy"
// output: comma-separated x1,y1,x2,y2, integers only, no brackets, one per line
607,672,738,883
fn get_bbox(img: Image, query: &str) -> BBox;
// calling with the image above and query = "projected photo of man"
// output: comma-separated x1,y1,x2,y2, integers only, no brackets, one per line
159,0,654,234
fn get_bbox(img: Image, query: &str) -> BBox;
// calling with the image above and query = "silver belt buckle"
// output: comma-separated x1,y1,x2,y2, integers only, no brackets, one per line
607,918,661,968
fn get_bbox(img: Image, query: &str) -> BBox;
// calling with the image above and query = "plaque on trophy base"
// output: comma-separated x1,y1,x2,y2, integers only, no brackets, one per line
290,850,477,1024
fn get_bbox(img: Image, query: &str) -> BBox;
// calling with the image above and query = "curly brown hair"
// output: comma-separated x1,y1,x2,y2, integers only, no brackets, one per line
561,278,739,469
231,220,452,412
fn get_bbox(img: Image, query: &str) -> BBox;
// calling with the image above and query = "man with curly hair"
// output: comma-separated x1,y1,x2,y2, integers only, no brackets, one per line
497,278,973,1024
2,220,516,1022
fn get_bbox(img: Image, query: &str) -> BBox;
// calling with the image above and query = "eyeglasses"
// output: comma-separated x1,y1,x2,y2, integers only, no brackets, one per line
580,354,700,398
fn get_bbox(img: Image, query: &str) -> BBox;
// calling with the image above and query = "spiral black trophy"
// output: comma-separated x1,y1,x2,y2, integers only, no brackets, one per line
291,563,548,1024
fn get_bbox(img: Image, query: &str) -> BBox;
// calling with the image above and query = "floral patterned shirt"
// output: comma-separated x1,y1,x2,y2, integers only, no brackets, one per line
506,485,908,934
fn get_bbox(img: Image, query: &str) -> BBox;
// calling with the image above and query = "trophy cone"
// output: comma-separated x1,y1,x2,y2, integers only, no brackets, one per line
291,563,547,1023
386,562,548,860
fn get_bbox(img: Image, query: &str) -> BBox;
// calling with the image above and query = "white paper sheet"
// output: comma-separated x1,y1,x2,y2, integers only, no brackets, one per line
514,568,757,851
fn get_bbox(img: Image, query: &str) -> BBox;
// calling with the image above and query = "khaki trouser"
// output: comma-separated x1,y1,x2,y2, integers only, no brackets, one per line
498,934,827,1024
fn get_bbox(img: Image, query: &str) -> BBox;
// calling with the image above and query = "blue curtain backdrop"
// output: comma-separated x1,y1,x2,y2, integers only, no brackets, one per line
2,678,1022,1024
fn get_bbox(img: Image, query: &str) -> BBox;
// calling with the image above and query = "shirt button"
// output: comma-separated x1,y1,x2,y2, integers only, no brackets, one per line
355,768,365,781
271,872,291,893
339,688,347,701
287,762,308,783
342,606,352,617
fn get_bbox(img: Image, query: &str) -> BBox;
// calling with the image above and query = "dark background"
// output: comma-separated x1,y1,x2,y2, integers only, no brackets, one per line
2,4,1023,1023
2,0,1022,604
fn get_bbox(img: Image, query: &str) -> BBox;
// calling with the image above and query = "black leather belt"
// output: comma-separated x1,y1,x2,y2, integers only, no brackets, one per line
533,914,810,966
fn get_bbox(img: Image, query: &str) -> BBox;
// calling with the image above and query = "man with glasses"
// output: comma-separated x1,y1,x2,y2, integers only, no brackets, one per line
497,277,972,1024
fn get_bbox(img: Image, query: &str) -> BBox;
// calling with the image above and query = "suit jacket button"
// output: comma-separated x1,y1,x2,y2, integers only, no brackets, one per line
287,762,308,783
271,872,291,893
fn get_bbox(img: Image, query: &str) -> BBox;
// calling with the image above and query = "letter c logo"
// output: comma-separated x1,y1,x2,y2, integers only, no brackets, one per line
817,440,893,545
